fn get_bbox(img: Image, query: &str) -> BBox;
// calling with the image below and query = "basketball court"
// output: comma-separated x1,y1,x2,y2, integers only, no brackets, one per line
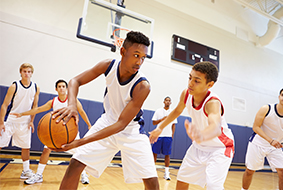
0,0,282,190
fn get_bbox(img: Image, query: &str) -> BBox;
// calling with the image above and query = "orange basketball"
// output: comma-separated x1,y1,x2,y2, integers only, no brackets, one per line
37,112,78,149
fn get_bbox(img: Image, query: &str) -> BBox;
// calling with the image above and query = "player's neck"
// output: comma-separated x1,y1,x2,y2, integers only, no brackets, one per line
164,106,169,110
192,91,209,107
276,103,283,115
58,94,67,102
20,79,31,87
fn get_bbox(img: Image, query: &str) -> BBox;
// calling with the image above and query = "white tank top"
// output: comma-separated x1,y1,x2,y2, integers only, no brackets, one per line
6,80,37,123
101,59,148,134
52,96,68,110
184,90,234,158
250,104,283,147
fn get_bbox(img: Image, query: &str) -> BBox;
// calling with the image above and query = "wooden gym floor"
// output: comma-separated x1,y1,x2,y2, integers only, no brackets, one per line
0,151,279,190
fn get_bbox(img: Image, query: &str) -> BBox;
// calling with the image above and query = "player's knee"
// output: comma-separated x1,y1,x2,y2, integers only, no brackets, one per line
276,168,283,178
245,168,255,176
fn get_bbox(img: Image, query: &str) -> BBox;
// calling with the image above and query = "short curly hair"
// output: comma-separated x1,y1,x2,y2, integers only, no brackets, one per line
192,61,218,83
122,31,150,49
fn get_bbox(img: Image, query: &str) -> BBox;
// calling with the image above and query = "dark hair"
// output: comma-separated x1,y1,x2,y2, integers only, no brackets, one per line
280,88,283,95
122,31,150,49
55,79,68,88
164,96,171,101
192,61,218,83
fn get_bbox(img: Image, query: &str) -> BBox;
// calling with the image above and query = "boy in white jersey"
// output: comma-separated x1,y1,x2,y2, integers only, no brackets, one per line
242,88,283,190
150,61,234,190
0,63,40,179
51,31,159,190
152,96,177,180
11,79,92,185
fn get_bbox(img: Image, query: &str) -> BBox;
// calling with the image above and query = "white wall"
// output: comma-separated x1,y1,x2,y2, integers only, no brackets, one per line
0,0,282,127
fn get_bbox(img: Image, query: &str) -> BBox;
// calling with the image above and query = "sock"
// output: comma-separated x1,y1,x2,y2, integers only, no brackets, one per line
81,170,86,176
23,160,30,172
36,163,46,175
165,167,169,174
242,188,248,190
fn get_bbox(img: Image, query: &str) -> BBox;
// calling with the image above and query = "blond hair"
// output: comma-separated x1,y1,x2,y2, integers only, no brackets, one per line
19,63,34,73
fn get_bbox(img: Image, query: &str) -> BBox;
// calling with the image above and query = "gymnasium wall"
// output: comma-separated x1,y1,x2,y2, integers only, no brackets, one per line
0,85,253,164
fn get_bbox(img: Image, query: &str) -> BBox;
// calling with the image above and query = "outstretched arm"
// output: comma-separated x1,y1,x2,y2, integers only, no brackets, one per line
185,99,222,143
11,99,52,117
253,105,283,149
149,89,186,143
53,80,150,151
77,100,92,129
51,59,113,125
0,84,16,136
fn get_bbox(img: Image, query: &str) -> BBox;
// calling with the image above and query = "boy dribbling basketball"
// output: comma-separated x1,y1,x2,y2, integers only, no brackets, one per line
52,31,159,190
150,61,234,190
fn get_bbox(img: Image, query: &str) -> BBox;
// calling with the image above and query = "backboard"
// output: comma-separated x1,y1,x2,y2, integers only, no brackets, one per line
77,0,155,58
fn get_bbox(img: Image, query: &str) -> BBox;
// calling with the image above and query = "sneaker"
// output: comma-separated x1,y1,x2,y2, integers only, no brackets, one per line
24,173,43,185
81,173,89,184
164,172,171,180
20,169,34,179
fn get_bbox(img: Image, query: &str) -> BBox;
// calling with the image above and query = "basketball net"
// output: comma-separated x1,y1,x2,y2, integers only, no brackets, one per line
113,28,130,51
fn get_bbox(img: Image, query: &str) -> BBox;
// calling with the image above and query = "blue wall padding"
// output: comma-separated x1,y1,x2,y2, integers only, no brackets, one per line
0,85,255,164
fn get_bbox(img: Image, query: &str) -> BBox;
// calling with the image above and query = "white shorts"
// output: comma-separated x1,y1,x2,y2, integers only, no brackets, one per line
44,132,81,155
0,122,31,149
73,117,157,183
245,142,283,172
177,144,232,190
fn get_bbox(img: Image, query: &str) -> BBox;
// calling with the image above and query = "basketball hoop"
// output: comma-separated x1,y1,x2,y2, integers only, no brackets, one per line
112,28,130,49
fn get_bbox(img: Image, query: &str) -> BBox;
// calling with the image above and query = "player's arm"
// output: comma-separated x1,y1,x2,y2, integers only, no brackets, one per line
56,80,150,151
152,116,167,125
0,84,16,135
28,86,40,133
172,123,176,138
253,105,283,148
11,100,52,117
51,59,113,125
149,89,186,143
76,99,92,129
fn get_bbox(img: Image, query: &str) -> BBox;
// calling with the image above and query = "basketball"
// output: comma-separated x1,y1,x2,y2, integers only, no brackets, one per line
37,112,78,149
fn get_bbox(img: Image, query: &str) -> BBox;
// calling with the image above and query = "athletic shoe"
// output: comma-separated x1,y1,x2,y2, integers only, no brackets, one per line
164,172,171,180
24,173,43,185
81,173,89,184
20,169,34,179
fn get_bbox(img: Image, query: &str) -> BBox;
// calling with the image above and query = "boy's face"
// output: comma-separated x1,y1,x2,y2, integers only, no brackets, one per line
120,43,148,75
164,98,171,108
20,67,33,80
187,69,214,96
56,82,67,95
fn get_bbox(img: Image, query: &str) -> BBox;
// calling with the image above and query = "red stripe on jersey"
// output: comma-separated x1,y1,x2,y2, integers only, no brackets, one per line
203,96,224,117
218,127,234,158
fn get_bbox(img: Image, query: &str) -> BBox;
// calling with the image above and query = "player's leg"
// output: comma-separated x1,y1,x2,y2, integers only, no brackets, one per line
276,168,283,190
152,137,161,163
163,137,172,180
143,177,159,190
242,168,255,190
24,147,51,184
176,180,189,190
153,153,158,162
60,158,86,190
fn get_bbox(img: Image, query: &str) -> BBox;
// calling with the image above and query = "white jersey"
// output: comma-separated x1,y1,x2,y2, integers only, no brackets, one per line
152,107,177,137
101,59,148,134
250,104,283,147
52,96,68,110
5,80,37,124
184,90,234,158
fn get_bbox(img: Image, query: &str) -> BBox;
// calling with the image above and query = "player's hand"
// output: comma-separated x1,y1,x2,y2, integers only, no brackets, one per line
0,123,5,136
149,127,162,144
270,139,283,149
51,105,79,126
28,122,35,133
184,119,203,143
50,139,80,152
9,113,22,118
